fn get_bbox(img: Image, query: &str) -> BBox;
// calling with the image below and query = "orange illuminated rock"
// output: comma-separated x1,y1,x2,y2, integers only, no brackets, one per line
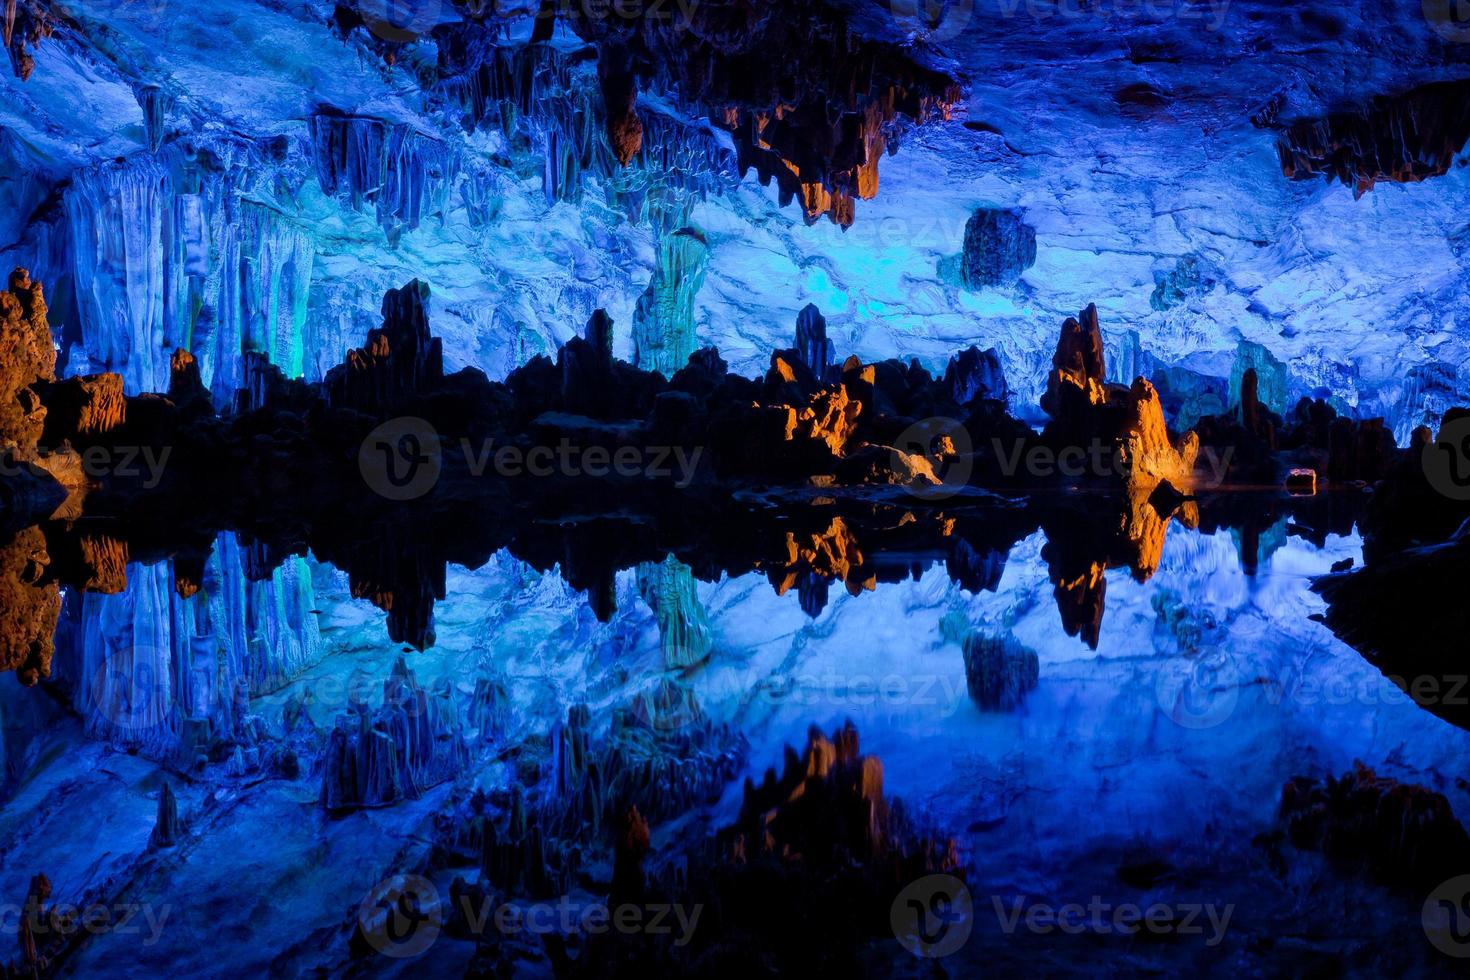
0,268,55,455
1041,304,1199,494
40,373,127,443
0,526,59,685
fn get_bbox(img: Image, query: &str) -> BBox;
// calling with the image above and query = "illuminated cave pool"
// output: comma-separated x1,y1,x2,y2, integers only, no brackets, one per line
1,518,1465,976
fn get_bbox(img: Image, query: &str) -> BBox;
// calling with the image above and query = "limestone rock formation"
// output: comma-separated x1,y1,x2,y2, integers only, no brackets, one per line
39,374,127,445
1041,304,1199,493
0,526,60,684
636,555,713,669
2,0,53,81
324,279,444,416
150,781,182,848
632,227,709,378
794,304,833,379
1279,764,1470,887
0,268,56,456
320,659,467,811
957,208,1037,289
1277,79,1470,196
944,345,1008,405
961,632,1040,710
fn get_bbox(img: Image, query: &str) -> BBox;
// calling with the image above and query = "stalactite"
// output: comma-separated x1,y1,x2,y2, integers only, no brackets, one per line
133,84,176,154
307,109,462,245
57,143,320,398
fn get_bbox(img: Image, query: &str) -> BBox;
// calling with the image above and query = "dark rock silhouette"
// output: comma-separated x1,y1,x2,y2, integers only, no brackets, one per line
150,781,182,848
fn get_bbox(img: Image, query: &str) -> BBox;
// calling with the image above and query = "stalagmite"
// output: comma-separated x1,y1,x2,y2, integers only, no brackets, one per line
150,781,182,848
632,227,709,378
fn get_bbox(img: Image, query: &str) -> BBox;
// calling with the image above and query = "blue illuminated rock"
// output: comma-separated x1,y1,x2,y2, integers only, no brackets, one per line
958,208,1037,289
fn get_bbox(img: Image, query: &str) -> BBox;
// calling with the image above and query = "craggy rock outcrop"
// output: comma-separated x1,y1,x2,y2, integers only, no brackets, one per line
717,721,957,880
0,526,59,684
444,695,745,904
1195,378,1403,491
1040,303,1199,493
323,279,444,415
961,632,1040,710
526,721,964,974
944,345,1008,405
1279,764,1470,888
0,268,56,456
38,374,127,445
1277,79,1470,196
957,208,1037,289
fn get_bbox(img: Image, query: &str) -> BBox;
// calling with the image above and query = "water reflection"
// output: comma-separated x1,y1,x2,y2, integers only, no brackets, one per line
0,490,1466,975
